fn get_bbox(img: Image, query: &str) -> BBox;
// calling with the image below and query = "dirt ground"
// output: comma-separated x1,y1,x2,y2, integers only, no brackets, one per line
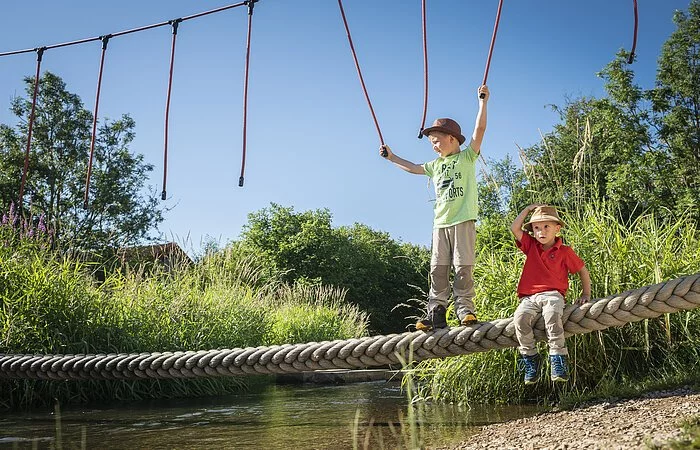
441,387,700,450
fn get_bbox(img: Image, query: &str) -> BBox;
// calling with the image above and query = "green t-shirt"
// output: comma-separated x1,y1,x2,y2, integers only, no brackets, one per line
422,145,479,228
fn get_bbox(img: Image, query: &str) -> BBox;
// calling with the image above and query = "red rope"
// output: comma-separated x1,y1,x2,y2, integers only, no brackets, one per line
162,20,181,200
18,47,45,207
481,0,504,97
84,36,110,209
418,0,429,139
239,0,256,188
337,0,385,146
628,0,638,64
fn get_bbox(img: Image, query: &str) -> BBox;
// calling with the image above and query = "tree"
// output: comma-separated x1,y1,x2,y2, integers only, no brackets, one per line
649,0,700,216
238,203,430,333
0,72,164,251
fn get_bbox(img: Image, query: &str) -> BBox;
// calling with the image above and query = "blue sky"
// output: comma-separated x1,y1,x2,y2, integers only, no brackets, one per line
0,0,691,254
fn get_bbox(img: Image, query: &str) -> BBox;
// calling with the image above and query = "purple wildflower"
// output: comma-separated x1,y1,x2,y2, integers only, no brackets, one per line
38,214,46,234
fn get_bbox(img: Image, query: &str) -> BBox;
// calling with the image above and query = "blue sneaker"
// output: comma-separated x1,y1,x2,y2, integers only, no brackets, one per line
518,354,540,385
550,355,569,382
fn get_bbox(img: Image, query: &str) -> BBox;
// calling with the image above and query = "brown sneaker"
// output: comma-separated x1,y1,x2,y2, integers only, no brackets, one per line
460,312,478,326
415,305,448,332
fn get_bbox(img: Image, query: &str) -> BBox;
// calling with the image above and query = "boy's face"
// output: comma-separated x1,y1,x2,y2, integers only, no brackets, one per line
428,131,460,157
530,220,561,247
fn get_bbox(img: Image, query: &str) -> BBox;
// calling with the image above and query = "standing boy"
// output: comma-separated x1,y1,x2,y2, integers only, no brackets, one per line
380,85,489,331
510,204,592,383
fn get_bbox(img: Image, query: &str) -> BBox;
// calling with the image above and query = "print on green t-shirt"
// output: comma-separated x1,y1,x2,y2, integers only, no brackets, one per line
422,145,479,228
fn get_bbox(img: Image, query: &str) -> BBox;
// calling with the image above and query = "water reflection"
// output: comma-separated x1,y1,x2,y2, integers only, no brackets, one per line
0,381,543,449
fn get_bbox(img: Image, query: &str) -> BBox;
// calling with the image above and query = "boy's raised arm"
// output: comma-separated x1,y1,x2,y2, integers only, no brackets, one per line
380,144,425,175
511,204,540,241
469,85,490,154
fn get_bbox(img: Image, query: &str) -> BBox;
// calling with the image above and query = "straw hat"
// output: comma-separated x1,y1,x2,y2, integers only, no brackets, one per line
524,205,566,232
421,118,466,145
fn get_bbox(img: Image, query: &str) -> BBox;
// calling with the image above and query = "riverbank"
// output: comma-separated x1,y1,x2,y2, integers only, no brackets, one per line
442,387,700,450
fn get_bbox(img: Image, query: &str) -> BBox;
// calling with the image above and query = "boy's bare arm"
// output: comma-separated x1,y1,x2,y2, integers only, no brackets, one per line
576,266,592,305
469,85,490,154
380,145,425,175
511,204,540,241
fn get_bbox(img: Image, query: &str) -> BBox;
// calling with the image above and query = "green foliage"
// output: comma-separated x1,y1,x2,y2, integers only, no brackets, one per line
266,284,367,345
237,203,430,334
0,71,164,252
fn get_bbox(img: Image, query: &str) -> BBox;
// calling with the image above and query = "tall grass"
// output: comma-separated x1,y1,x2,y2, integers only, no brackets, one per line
413,202,700,405
0,216,368,409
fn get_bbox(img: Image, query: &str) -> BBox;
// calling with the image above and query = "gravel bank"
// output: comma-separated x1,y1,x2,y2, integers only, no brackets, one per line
443,387,700,450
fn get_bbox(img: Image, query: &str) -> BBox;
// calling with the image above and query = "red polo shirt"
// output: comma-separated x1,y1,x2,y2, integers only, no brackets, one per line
516,232,585,297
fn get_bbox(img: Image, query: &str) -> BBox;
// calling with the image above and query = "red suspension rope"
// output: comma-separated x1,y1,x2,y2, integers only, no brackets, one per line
162,19,182,200
18,47,45,207
417,0,429,139
84,35,111,209
337,0,385,147
480,0,504,98
628,0,638,64
239,0,257,188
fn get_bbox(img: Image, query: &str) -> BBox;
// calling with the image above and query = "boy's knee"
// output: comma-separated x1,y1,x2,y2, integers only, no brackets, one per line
430,265,449,279
542,309,563,323
513,311,534,330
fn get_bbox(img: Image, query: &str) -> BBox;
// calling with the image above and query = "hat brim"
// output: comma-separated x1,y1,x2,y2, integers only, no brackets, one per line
524,216,566,232
421,126,466,145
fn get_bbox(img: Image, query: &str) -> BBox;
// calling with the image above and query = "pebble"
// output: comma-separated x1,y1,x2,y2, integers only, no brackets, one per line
439,387,700,450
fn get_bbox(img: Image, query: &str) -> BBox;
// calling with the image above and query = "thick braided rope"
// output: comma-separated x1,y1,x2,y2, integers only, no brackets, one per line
1,273,698,381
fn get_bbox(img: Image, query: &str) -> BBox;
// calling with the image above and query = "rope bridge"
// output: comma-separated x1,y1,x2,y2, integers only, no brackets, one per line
1,273,698,381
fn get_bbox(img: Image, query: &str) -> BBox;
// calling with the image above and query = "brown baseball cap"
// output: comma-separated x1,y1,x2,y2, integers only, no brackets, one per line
421,118,466,145
524,205,566,232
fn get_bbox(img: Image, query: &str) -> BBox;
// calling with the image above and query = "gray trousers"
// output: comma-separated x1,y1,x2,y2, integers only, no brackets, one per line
513,290,568,356
427,221,476,318
427,264,475,319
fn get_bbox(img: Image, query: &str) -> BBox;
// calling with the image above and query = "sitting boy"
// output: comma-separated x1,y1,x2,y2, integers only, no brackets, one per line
510,204,591,383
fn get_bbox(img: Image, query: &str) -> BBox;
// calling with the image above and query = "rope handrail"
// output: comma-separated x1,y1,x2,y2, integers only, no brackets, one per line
1,273,698,381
